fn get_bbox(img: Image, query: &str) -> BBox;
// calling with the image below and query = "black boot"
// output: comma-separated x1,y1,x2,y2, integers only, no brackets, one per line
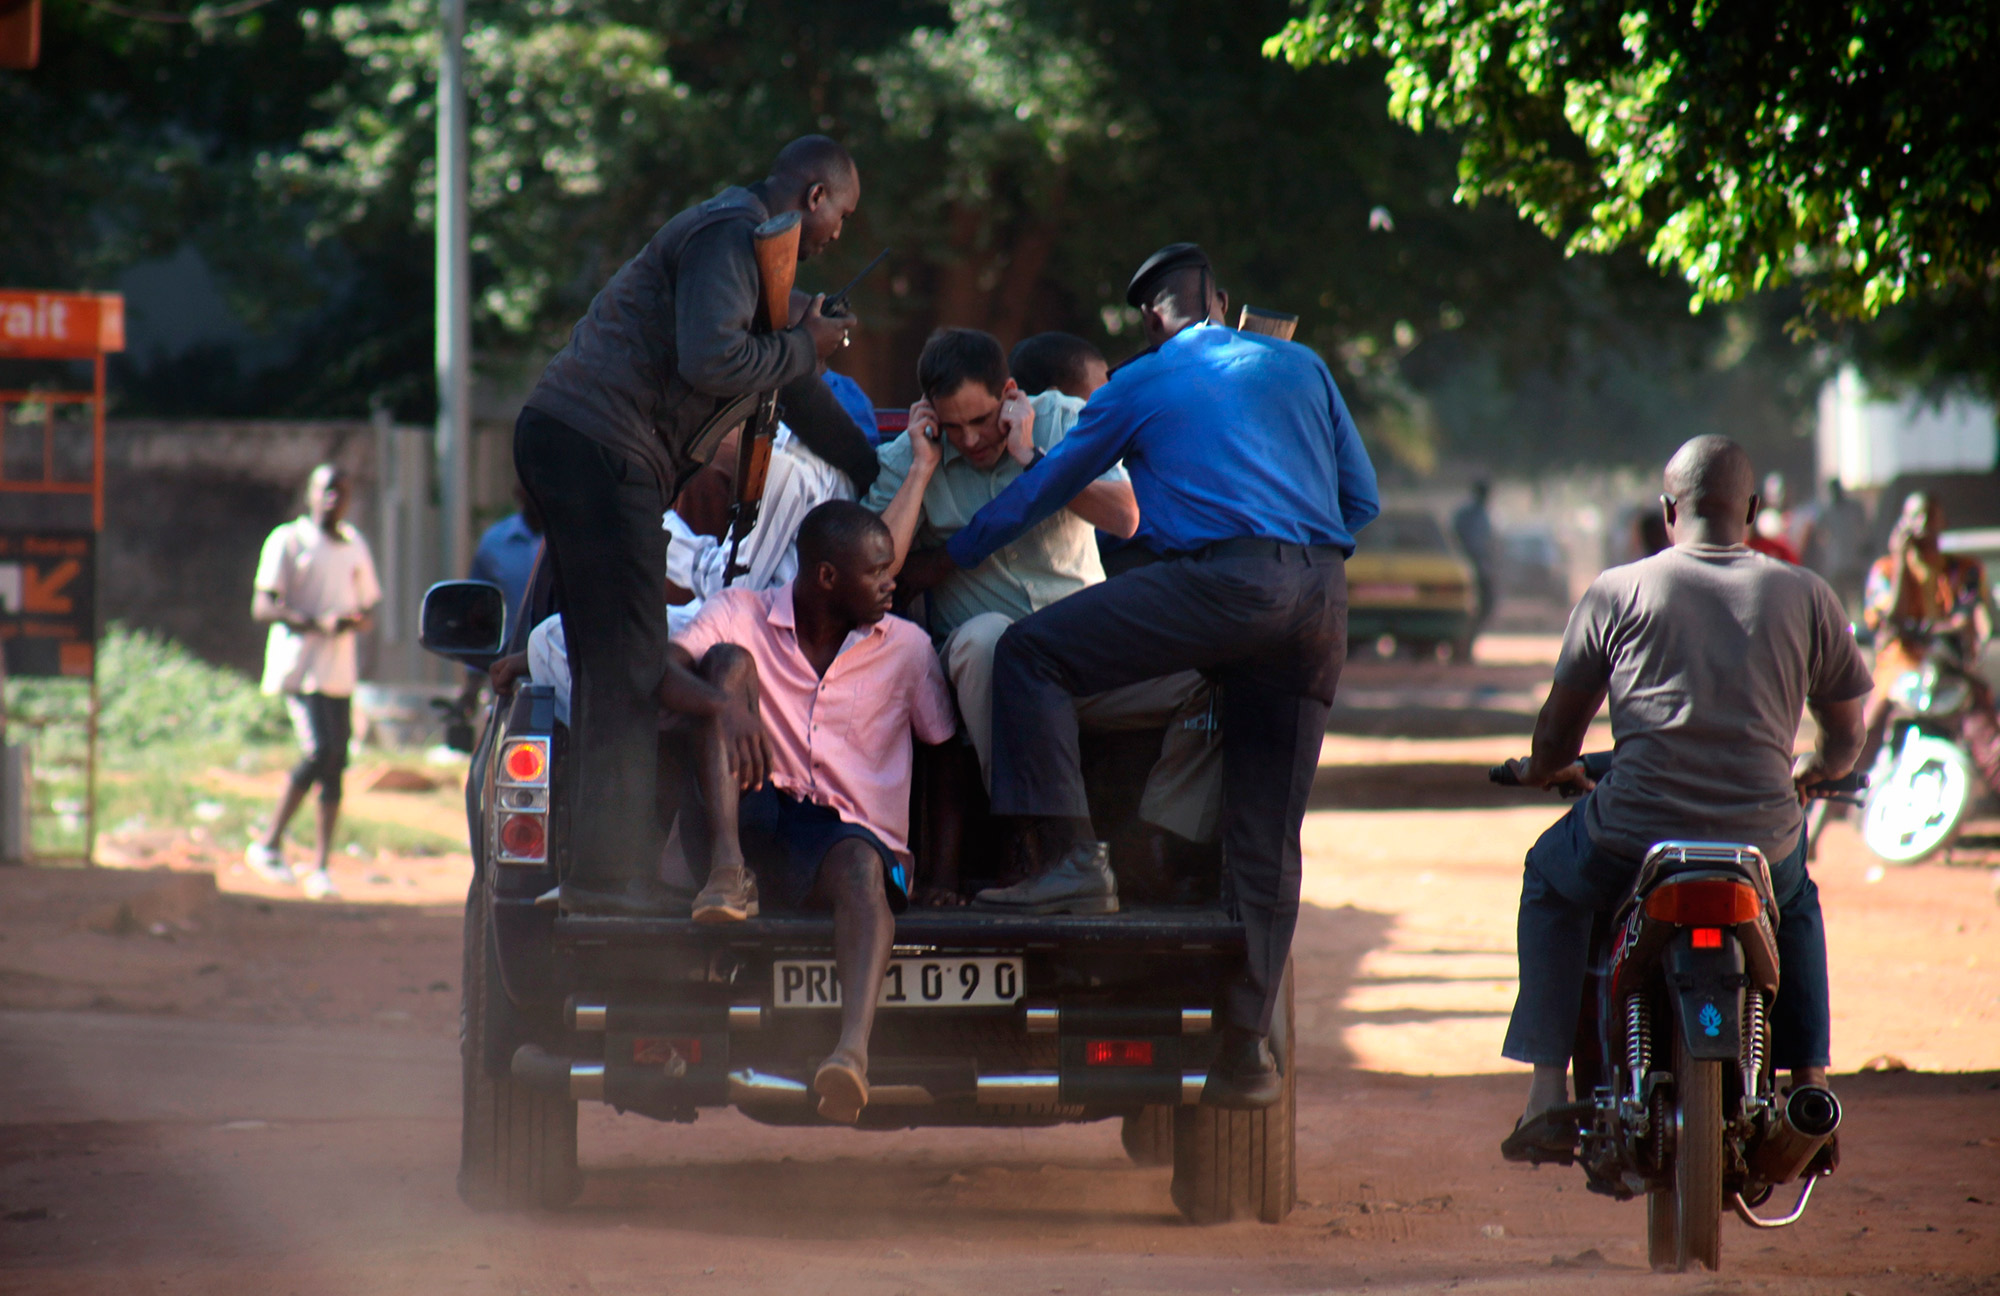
972,841,1118,915
1202,1025,1282,1109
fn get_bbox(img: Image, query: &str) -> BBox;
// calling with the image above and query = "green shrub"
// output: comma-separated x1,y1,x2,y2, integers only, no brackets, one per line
7,623,289,767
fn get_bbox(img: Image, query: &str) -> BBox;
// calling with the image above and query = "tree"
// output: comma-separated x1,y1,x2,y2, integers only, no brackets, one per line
4,0,1831,475
1267,0,2000,322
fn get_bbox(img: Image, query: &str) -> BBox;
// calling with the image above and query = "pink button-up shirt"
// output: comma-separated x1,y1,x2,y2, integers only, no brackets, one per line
675,583,955,858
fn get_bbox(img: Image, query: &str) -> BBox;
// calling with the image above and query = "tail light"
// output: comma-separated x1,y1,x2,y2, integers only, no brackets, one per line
499,812,546,861
1645,878,1761,926
1690,927,1724,949
500,739,548,786
1085,1040,1154,1067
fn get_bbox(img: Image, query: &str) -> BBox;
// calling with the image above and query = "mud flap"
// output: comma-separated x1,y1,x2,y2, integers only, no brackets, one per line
1665,935,1746,1062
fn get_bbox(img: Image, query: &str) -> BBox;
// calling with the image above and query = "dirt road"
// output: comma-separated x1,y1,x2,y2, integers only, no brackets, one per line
3,647,1998,1294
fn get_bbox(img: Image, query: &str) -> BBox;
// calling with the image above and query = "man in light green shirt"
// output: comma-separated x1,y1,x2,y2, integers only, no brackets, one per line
864,329,1221,861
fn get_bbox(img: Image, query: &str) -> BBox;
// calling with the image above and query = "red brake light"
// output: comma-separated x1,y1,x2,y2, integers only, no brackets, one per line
1085,1040,1154,1067
1644,879,1761,926
499,813,546,860
1691,927,1724,949
632,1037,701,1066
502,740,547,784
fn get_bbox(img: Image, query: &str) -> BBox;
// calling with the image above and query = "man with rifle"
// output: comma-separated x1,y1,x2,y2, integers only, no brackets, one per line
515,135,873,917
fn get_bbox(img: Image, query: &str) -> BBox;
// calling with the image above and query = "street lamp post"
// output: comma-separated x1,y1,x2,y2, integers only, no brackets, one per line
435,0,472,584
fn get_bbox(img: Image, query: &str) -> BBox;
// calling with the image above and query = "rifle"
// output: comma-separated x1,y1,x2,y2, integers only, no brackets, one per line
726,210,803,579
1236,305,1299,341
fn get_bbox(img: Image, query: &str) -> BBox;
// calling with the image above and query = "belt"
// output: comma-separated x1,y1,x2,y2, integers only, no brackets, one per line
1181,537,1344,563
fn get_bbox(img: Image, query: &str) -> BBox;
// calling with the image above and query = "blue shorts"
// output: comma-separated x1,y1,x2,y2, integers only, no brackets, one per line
738,787,908,913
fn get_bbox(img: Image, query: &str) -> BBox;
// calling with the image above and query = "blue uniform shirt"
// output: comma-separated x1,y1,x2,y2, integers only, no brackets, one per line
945,324,1380,569
469,513,541,627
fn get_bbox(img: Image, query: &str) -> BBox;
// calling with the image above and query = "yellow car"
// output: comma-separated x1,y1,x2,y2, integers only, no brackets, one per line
1346,509,1479,659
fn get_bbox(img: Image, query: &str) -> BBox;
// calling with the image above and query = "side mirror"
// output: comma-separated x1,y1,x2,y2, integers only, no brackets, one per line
420,580,507,665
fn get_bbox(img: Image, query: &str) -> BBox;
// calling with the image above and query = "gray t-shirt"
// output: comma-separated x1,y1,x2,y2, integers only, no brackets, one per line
1556,544,1874,866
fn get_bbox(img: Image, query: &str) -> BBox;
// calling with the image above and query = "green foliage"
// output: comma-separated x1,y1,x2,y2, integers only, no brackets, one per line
7,624,288,766
1269,0,2000,322
4,0,1837,468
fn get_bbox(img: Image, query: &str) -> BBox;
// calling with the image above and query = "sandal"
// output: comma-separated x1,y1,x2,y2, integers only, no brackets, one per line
1500,1101,1592,1165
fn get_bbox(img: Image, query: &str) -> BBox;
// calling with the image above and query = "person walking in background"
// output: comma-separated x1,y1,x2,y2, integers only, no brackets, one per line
469,480,544,626
248,463,381,900
1452,480,1497,635
458,480,545,714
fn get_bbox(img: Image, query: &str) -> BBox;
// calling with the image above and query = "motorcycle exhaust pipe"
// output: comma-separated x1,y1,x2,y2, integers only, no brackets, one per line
1748,1084,1841,1184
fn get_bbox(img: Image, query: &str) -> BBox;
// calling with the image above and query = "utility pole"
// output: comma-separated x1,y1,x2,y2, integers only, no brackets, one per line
434,0,472,583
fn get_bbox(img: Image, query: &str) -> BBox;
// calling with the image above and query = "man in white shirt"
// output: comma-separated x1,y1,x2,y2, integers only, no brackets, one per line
864,329,1221,909
248,463,382,900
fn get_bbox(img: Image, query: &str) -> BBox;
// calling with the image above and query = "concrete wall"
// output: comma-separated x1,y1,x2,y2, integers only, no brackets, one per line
0,419,515,681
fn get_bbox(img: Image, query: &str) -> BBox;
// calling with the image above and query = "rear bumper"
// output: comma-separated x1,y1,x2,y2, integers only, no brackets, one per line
493,904,1245,1126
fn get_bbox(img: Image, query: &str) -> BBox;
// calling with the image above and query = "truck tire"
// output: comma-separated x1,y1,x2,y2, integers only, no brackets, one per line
1121,1106,1174,1166
1170,961,1296,1225
457,886,581,1211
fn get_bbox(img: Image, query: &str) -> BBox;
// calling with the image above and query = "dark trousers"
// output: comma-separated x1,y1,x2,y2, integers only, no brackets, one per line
284,692,351,805
990,543,1348,1034
1502,796,1831,1069
515,408,671,888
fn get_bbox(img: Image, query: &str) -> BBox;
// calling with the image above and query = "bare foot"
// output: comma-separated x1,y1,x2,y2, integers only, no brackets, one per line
813,1050,869,1124
914,885,965,908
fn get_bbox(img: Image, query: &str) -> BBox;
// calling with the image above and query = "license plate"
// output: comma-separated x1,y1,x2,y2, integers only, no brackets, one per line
772,957,1023,1009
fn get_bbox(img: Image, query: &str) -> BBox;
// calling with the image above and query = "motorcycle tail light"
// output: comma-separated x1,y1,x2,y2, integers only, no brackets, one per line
1691,927,1723,949
501,739,548,785
499,812,546,860
1645,878,1761,926
1085,1040,1154,1067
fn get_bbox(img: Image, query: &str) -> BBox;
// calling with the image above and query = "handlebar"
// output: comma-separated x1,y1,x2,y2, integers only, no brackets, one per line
1489,756,1867,802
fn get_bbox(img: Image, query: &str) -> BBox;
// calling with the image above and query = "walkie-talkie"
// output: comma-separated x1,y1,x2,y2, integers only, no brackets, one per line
820,247,890,317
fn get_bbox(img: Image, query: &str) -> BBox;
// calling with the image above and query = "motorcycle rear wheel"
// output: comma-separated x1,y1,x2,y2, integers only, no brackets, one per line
1860,734,1976,864
1648,1026,1723,1272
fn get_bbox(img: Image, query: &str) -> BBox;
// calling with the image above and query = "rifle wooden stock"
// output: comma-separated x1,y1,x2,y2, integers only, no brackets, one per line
725,210,804,577
751,211,803,334
1237,305,1299,341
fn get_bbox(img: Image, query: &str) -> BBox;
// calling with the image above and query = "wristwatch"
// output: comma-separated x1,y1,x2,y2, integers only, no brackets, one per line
1024,446,1046,470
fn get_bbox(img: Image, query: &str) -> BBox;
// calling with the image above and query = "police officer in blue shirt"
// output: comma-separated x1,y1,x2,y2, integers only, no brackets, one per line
943,244,1380,1107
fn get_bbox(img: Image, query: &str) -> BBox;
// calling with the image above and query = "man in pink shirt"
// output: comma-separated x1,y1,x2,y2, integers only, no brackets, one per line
670,500,956,1123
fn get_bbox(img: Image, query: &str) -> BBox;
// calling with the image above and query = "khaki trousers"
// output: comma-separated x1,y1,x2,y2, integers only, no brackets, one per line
940,611,1222,843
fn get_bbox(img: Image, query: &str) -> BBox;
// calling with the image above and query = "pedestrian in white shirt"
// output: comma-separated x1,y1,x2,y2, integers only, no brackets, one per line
247,464,381,899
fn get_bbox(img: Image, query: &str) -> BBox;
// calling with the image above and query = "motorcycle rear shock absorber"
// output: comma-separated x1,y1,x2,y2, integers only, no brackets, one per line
1623,993,1651,1100
1740,988,1770,1100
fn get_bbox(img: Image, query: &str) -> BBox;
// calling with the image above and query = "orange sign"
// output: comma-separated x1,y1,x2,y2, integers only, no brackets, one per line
0,291,125,359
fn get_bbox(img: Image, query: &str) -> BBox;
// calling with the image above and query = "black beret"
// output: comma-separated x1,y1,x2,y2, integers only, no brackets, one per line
1125,242,1211,308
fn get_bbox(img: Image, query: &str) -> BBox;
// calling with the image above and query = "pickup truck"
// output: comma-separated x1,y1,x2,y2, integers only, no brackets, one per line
420,576,1296,1226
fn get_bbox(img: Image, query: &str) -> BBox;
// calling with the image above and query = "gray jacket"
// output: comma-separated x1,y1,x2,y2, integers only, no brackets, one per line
525,186,819,492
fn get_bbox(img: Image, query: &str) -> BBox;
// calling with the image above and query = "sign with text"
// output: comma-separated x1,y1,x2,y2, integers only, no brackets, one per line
0,291,124,360
0,531,94,677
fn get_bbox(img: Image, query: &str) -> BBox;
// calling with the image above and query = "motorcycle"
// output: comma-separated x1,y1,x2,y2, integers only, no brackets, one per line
1856,627,1999,864
1491,754,1857,1272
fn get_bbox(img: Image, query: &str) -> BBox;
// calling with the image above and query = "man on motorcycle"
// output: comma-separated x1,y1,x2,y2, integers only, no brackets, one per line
1858,491,1995,775
1498,435,1873,1158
